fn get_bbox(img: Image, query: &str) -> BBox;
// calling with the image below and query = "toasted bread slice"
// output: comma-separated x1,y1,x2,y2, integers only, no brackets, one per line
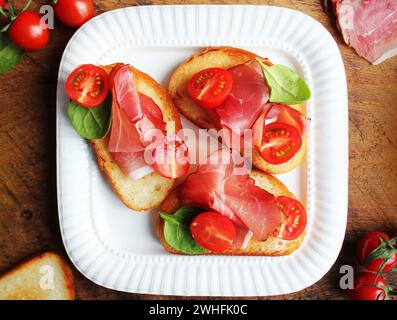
158,170,306,256
168,46,306,174
0,252,74,300
91,64,183,211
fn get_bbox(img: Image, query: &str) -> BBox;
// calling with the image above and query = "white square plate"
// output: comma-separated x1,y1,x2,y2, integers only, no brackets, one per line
57,5,348,296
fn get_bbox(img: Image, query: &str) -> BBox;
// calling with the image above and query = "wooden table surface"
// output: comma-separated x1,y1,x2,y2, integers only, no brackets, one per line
0,0,396,300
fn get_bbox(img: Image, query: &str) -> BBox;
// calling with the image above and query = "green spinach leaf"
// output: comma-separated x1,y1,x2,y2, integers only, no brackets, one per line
159,207,209,255
257,58,311,104
0,33,24,74
67,97,112,140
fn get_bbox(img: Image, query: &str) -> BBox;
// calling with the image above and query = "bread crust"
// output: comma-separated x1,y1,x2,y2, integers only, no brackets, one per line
168,46,307,174
91,64,182,211
157,170,306,256
0,252,75,300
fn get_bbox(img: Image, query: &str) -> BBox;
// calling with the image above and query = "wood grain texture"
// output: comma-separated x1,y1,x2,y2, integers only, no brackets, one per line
0,0,396,300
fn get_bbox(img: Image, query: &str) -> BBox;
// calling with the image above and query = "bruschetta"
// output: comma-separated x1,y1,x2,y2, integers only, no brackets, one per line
157,149,306,256
168,46,310,174
65,63,188,211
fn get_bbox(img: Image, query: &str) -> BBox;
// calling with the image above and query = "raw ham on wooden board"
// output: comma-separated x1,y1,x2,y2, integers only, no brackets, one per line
329,0,397,64
179,150,282,246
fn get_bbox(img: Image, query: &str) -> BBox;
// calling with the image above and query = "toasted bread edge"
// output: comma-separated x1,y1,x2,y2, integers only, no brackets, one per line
91,64,182,211
168,46,307,174
157,170,306,256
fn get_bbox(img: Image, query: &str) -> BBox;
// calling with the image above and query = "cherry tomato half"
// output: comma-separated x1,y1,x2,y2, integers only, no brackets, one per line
357,232,397,272
258,122,302,165
348,272,387,300
54,0,94,27
277,196,307,240
152,135,190,179
8,11,50,51
65,64,109,108
190,211,236,252
187,67,233,109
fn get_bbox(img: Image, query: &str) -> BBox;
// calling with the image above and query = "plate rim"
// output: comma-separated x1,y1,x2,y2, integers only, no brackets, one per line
57,4,348,296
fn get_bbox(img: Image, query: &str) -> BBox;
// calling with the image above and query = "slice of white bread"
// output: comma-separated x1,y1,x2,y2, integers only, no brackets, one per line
91,64,183,211
157,170,306,256
0,252,74,300
168,46,306,174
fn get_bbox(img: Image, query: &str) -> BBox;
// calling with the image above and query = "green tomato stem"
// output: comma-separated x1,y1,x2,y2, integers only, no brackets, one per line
21,0,32,12
0,22,11,32
0,6,9,19
8,0,16,18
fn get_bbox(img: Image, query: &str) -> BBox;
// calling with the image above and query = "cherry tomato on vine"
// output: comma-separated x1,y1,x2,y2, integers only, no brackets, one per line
53,0,94,27
348,272,387,300
357,231,397,272
8,11,50,51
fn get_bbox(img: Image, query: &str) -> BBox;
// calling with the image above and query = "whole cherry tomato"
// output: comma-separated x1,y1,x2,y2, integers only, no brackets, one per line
0,0,6,9
357,232,397,272
8,11,49,51
348,272,387,300
53,0,94,27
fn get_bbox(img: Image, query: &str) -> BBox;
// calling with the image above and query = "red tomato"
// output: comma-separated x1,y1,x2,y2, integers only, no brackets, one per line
187,67,233,109
152,135,190,179
65,64,109,108
0,0,6,9
348,272,387,300
54,0,94,27
8,11,49,51
258,122,302,165
277,196,307,240
357,232,397,272
190,212,236,252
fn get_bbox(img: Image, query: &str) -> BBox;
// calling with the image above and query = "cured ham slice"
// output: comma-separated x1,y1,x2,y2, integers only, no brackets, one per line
332,0,397,64
107,64,165,178
215,60,269,134
110,151,154,180
179,149,282,241
108,64,165,153
231,228,254,250
264,104,306,133
108,95,144,153
221,174,281,241
252,104,306,148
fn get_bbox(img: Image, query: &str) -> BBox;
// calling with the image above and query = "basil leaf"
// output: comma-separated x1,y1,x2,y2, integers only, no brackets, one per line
159,207,209,255
0,33,24,74
257,58,311,104
67,97,112,140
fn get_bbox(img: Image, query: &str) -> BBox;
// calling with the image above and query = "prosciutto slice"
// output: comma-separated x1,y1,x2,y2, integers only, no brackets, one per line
179,149,281,242
252,104,306,148
332,0,397,64
110,151,154,180
215,60,269,134
107,64,165,178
